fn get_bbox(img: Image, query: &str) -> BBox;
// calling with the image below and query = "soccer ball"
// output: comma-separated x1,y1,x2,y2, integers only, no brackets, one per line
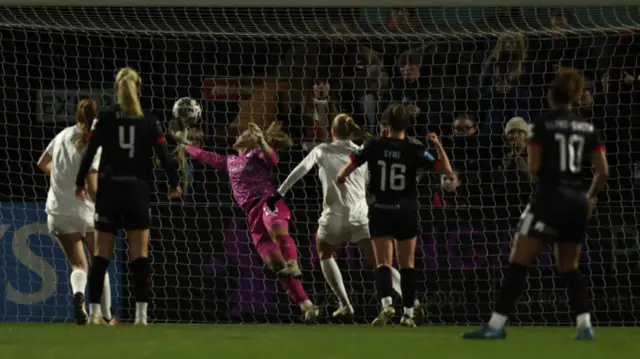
172,97,202,125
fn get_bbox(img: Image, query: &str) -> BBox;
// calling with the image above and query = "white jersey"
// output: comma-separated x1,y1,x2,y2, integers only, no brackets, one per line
278,140,368,225
45,126,101,219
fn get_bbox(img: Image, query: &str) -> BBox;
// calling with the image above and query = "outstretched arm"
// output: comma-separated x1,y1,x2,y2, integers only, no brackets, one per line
185,145,228,172
278,148,320,196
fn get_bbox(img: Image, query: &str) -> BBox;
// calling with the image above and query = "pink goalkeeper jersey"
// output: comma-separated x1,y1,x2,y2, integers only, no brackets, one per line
185,145,278,211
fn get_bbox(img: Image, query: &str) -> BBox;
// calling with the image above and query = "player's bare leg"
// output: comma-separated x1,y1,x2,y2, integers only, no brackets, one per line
87,231,115,325
84,232,116,325
463,234,543,339
269,226,302,279
371,236,395,326
555,243,594,340
318,240,353,317
264,248,317,322
56,232,89,325
396,237,418,328
128,229,151,326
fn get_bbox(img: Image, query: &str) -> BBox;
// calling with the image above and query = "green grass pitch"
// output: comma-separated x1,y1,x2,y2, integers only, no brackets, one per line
0,324,638,359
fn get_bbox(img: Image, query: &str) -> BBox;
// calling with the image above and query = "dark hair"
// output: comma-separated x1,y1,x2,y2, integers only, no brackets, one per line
75,99,98,152
550,67,584,105
397,50,422,67
381,104,411,133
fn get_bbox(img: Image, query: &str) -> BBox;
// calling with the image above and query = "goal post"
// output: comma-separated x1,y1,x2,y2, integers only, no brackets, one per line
0,4,639,324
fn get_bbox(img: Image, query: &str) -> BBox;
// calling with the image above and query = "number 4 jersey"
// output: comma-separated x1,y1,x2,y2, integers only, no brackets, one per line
528,109,604,194
75,105,180,189
350,137,439,208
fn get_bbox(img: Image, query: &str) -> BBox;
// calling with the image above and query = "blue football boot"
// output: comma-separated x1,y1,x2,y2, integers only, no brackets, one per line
462,324,507,340
574,327,595,341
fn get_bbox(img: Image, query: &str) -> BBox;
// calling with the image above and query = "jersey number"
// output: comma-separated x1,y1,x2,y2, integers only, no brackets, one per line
378,161,406,191
554,133,584,173
119,125,135,158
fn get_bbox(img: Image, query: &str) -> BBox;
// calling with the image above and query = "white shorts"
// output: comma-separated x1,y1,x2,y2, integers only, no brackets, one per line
316,219,370,246
47,214,94,236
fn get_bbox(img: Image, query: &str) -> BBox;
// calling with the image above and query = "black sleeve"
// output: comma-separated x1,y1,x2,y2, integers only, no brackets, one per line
150,117,181,188
590,131,605,153
349,140,376,167
75,118,102,188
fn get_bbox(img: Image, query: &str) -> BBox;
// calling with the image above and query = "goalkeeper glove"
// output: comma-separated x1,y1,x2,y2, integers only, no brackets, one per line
266,192,283,211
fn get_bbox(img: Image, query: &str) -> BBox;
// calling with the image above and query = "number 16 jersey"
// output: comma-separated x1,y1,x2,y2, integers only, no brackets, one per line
350,137,439,208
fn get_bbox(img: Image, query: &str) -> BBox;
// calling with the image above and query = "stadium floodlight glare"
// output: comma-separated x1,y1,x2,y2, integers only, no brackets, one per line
0,2,638,325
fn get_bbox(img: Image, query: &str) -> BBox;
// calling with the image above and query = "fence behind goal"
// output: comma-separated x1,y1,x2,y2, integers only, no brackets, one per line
0,6,639,325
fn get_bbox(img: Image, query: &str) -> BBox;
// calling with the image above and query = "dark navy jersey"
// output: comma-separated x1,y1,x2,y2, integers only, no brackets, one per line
529,109,604,193
75,105,180,188
351,137,439,206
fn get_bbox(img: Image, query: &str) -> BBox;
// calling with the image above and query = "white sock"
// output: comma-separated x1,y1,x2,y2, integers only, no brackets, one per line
90,303,102,318
414,298,420,307
135,302,148,320
70,269,87,295
101,274,112,320
576,313,592,328
299,299,313,311
389,266,402,297
381,296,393,308
320,258,351,308
404,307,414,318
488,312,508,330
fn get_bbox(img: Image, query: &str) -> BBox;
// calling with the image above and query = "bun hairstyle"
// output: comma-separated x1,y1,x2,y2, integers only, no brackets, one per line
264,121,293,150
75,99,98,152
550,67,585,105
115,67,143,117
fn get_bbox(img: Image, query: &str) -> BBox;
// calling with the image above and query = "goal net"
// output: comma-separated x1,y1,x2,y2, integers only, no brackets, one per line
1,6,639,325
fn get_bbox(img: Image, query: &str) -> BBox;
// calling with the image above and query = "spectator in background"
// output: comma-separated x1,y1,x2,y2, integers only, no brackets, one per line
478,34,531,134
299,79,339,151
383,50,430,137
387,8,420,31
432,171,468,208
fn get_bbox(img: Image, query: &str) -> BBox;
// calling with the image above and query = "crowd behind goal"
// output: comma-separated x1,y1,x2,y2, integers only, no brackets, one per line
3,7,639,331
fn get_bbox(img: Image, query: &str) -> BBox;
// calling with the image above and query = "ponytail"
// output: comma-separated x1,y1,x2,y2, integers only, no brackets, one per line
115,67,143,117
332,113,372,141
264,121,293,150
75,99,98,152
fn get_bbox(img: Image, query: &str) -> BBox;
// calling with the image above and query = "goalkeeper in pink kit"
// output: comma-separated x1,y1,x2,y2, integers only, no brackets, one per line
182,122,318,321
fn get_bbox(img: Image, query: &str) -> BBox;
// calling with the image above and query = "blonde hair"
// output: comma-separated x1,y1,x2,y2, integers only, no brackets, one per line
264,122,292,150
332,114,358,140
75,99,98,152
115,67,143,117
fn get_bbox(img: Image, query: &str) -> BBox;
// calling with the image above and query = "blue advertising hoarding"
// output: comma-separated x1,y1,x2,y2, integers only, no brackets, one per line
0,202,121,322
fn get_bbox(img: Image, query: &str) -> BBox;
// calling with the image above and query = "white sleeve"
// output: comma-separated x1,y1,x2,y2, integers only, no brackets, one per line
277,147,320,196
90,147,102,171
45,139,55,155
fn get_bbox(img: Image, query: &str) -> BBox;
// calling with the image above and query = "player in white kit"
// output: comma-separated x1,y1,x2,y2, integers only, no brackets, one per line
269,114,414,318
36,99,114,325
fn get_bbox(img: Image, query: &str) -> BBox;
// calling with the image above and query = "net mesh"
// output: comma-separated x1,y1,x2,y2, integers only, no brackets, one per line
1,6,639,324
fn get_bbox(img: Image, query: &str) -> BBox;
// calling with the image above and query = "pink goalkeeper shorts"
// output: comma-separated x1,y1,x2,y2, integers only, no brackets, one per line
247,198,291,259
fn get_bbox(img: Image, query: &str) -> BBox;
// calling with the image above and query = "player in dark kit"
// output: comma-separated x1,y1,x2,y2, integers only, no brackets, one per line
337,104,452,327
75,67,182,325
463,68,608,341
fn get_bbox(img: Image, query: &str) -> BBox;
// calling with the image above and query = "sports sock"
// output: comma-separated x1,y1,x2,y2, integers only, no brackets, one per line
390,266,402,297
70,269,87,295
404,307,414,318
320,258,351,307
101,273,112,321
400,268,416,314
277,234,298,262
562,270,591,328
279,277,309,304
131,257,151,303
88,256,110,304
375,266,393,306
136,302,148,321
495,262,528,316
488,312,508,330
